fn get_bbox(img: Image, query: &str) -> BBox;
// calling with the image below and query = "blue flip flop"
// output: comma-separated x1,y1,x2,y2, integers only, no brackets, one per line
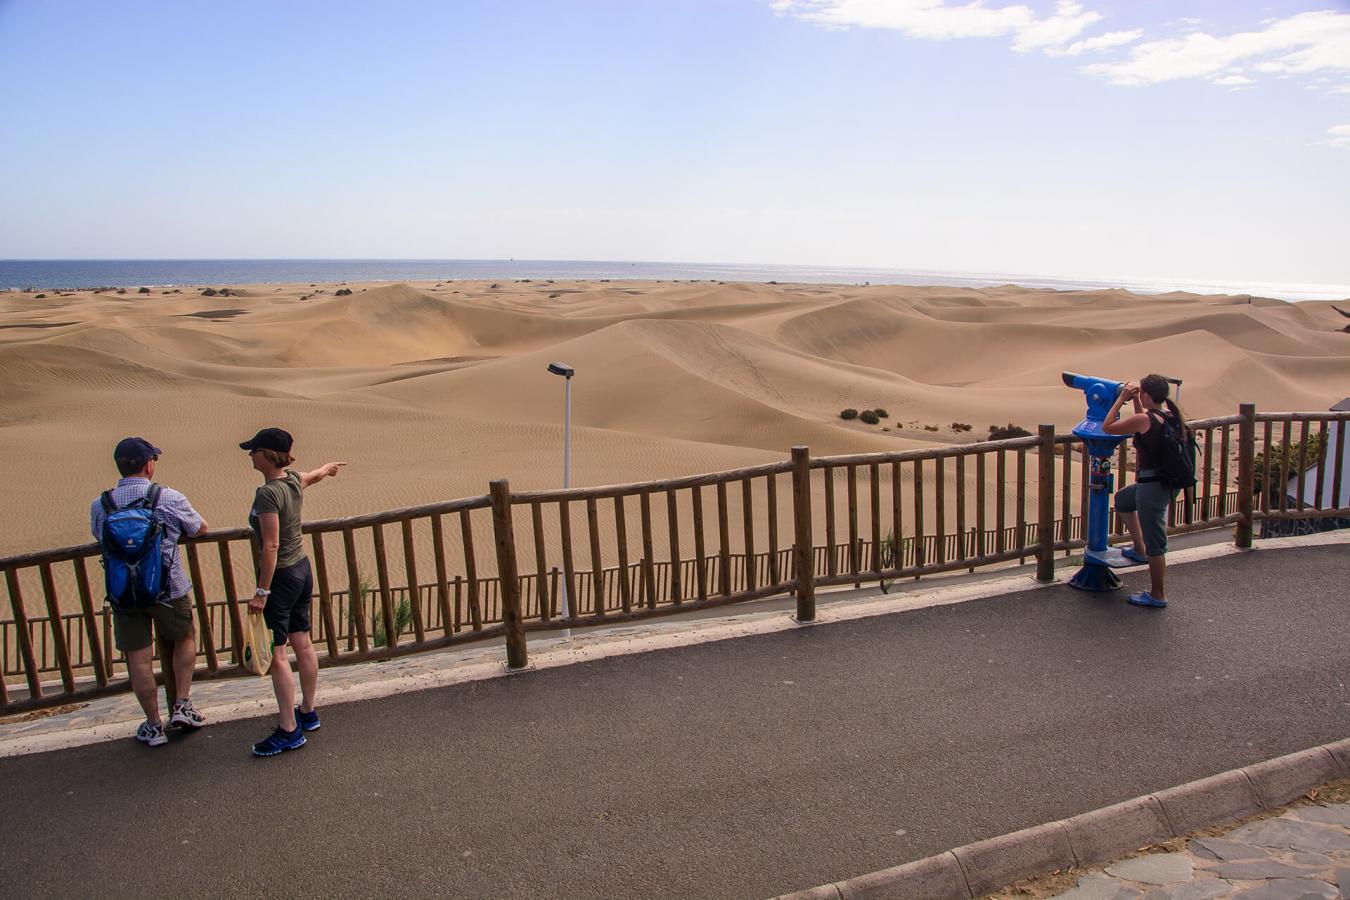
1127,591,1167,608
1120,547,1148,564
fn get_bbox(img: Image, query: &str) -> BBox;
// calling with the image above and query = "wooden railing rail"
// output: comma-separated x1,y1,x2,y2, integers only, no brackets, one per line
2,405,1344,712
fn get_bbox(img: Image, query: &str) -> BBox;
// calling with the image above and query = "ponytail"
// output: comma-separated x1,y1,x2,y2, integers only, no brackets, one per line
1165,398,1189,435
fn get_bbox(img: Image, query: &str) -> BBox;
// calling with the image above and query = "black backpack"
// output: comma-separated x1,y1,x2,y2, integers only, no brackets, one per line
1151,410,1197,491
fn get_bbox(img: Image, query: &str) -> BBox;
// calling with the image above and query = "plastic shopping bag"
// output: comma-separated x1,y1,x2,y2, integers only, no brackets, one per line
241,610,273,675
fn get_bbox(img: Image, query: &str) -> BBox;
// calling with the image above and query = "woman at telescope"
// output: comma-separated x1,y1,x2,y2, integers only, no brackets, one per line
1101,374,1188,608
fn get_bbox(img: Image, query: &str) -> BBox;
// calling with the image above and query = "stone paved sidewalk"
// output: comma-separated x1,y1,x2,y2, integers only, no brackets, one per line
1045,796,1350,900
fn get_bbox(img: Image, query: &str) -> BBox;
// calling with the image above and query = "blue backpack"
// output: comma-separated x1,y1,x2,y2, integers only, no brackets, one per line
99,484,168,610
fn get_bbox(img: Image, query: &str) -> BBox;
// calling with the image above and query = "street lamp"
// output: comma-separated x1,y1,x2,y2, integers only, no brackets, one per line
547,362,574,628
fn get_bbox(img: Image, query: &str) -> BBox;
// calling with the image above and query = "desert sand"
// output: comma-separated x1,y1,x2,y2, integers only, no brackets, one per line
2,279,1348,561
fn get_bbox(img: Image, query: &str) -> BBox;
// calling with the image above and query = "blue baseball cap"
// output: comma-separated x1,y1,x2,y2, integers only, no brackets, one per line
114,436,162,468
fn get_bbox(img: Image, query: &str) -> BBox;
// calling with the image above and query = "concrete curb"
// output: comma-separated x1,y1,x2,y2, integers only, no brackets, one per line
774,737,1350,900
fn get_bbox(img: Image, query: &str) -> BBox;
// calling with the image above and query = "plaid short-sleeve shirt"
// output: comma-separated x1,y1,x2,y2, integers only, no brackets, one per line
90,477,203,600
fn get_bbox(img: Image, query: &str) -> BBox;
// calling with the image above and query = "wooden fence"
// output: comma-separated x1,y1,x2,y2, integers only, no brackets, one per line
1,404,1345,712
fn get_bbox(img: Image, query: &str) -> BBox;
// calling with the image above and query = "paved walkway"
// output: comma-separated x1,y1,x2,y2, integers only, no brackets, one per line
0,533,1345,898
1051,799,1350,899
0,527,1275,755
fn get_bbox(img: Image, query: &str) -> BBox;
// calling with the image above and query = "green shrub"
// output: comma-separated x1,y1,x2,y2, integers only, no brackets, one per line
873,408,889,418
372,598,413,648
138,287,150,294
34,293,46,299
840,408,859,420
951,422,973,432
1252,433,1326,501
877,531,914,594
989,423,1031,440
350,577,414,648
201,288,218,297
860,410,880,425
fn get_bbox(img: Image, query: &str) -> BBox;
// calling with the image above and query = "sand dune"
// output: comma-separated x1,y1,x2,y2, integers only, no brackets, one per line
1,279,1347,558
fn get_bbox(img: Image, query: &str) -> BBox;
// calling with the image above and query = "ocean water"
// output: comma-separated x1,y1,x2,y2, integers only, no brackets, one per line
1,259,1346,302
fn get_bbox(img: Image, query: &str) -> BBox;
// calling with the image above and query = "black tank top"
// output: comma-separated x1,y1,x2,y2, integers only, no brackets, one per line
1133,409,1176,471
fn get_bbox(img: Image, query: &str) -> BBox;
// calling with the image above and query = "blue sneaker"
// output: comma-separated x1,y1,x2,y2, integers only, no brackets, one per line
295,706,321,732
1127,591,1167,608
1120,547,1149,565
252,726,306,757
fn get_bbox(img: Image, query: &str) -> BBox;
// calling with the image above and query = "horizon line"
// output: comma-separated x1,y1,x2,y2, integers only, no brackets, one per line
3,257,1348,292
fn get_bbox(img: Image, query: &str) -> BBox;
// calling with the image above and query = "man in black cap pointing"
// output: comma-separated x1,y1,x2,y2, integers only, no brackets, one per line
92,437,211,747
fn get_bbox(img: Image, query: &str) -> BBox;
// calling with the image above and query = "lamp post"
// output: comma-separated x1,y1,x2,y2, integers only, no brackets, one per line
547,362,574,630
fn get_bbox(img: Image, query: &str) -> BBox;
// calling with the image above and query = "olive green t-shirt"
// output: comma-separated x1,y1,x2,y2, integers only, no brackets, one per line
249,470,305,569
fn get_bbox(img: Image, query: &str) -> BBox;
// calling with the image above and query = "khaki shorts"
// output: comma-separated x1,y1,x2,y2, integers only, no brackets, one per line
113,595,194,652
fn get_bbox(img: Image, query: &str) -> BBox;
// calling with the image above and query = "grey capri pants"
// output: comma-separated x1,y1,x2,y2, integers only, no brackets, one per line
1115,476,1179,557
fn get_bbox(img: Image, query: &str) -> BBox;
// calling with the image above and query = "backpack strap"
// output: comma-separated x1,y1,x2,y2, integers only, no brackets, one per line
145,483,163,512
100,490,118,515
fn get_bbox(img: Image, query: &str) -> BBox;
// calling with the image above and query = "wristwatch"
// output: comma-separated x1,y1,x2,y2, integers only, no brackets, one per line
254,588,270,598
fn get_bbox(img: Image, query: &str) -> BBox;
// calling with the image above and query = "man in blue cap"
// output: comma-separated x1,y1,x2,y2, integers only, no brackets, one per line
91,437,211,746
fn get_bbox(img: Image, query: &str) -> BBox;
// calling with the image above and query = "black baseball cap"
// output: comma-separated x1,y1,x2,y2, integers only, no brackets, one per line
239,427,293,453
114,437,161,468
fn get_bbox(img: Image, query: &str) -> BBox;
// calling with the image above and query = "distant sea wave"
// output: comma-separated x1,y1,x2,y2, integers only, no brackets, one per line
1,259,1346,302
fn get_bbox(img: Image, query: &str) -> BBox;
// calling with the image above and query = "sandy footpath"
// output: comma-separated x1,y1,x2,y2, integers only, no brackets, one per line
2,279,1347,559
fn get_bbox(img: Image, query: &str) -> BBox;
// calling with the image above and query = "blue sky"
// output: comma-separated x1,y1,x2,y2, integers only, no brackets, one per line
1,0,1347,285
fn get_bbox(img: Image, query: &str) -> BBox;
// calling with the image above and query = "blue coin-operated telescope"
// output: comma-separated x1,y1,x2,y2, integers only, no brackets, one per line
1062,372,1134,591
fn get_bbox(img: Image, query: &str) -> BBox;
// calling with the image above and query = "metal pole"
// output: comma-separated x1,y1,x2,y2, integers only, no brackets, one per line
560,376,572,627
563,377,572,490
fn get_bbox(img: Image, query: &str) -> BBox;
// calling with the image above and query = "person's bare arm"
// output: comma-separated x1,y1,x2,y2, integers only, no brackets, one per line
248,512,280,613
299,461,347,488
1103,383,1151,436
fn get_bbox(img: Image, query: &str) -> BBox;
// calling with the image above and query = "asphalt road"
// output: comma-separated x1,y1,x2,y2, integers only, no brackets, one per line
2,545,1347,899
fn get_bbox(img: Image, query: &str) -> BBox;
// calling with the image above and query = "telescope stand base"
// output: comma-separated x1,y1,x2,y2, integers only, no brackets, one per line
1068,562,1122,592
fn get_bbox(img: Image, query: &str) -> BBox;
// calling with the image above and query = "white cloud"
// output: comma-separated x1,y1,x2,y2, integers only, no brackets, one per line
772,0,1037,40
1326,124,1350,148
771,0,1108,48
1212,74,1254,86
1081,10,1350,87
1330,83,1350,95
1010,1,1101,52
1048,28,1142,57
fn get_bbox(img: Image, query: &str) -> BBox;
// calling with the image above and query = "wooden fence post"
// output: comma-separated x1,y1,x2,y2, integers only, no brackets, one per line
489,480,527,669
1036,425,1056,582
790,446,815,622
1236,403,1256,549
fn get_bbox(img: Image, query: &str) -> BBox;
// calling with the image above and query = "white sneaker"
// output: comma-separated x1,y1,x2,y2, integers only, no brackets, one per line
135,720,167,747
170,699,206,729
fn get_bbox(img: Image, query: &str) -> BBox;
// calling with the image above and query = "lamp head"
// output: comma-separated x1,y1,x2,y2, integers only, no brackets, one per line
547,362,574,378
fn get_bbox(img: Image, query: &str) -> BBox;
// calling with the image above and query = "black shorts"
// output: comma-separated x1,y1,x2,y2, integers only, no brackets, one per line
263,558,313,646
